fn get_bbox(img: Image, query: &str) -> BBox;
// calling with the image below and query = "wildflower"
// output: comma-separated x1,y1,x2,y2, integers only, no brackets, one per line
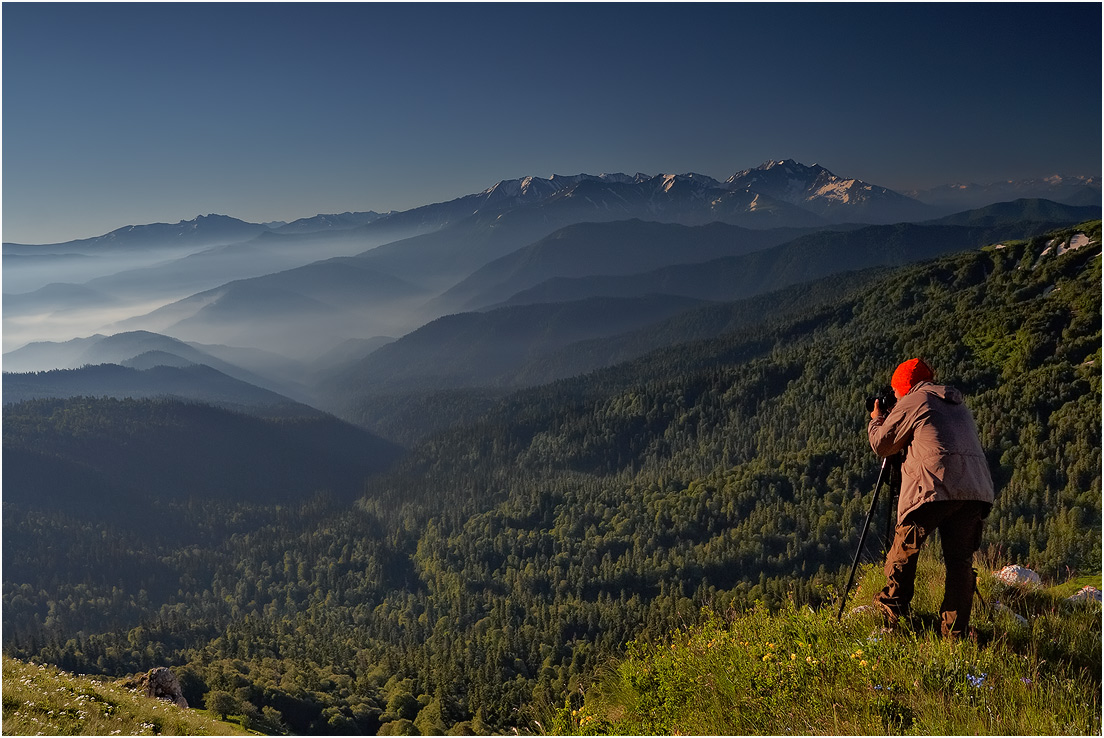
966,673,987,688
860,660,868,667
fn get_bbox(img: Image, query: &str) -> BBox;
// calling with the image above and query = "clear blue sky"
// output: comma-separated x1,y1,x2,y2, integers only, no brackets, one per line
3,2,1100,244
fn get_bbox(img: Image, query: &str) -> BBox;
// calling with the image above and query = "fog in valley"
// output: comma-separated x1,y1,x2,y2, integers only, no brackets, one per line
2,218,438,365
4,167,1101,423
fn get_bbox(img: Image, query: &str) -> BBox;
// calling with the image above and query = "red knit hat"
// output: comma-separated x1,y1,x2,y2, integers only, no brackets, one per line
891,358,934,397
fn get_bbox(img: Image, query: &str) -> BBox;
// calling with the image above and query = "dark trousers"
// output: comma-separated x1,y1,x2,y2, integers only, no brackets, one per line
874,500,989,638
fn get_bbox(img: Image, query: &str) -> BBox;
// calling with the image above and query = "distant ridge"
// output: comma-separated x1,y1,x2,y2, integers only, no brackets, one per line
430,219,828,314
275,210,384,234
905,174,1100,211
1,329,310,400
6,163,1097,252
2,362,319,418
2,214,268,254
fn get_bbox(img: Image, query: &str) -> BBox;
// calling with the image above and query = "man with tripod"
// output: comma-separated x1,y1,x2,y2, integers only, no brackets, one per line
868,358,995,639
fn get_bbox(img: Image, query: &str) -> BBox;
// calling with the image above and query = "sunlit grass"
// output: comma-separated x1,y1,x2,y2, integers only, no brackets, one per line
548,552,1102,735
1,656,251,736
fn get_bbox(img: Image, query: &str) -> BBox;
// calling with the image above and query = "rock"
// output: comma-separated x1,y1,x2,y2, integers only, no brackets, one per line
993,602,1029,627
994,565,1041,588
1067,585,1102,604
138,667,189,708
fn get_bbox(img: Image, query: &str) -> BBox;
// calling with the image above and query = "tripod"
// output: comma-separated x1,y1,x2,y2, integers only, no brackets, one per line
837,453,901,621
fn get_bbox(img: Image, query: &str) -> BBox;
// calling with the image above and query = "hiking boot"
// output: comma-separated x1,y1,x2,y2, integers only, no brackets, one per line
872,598,907,629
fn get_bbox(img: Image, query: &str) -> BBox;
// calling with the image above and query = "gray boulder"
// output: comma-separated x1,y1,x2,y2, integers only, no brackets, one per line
138,667,189,708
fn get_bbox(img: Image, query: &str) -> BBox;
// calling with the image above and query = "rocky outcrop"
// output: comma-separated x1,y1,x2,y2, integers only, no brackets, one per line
1067,585,1102,604
137,667,188,708
993,564,1041,588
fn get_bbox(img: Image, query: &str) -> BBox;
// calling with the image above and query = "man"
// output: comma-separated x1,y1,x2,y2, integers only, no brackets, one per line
868,358,995,638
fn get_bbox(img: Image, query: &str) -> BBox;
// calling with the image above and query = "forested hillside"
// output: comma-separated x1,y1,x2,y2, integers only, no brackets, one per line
501,216,1088,306
3,222,1099,735
2,362,317,416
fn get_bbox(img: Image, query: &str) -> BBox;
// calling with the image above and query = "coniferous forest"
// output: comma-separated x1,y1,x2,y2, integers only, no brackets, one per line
3,222,1101,735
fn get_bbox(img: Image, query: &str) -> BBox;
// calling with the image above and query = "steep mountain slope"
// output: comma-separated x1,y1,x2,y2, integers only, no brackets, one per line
320,208,1098,434
326,269,880,444
502,216,1092,307
430,219,831,313
323,294,708,396
114,258,430,357
726,159,933,222
505,268,883,389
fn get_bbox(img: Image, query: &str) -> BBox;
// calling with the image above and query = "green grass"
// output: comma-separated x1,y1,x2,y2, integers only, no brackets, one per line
547,553,1102,735
1,656,252,736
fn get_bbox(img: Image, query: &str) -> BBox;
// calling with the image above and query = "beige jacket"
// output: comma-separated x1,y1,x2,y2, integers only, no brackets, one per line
868,381,995,524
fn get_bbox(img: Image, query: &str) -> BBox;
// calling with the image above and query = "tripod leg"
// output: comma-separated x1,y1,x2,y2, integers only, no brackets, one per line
838,457,892,621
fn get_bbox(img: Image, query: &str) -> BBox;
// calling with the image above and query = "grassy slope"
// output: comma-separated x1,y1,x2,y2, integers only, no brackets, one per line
549,553,1101,735
1,656,253,736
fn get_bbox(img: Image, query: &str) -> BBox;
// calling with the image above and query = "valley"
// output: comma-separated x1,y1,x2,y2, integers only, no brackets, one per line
2,161,1100,735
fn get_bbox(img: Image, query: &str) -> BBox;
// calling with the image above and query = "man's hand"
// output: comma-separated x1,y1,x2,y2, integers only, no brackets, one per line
870,400,882,421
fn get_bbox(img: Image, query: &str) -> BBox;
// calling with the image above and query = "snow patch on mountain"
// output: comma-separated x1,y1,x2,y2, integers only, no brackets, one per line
1041,232,1095,257
723,160,909,211
480,173,639,204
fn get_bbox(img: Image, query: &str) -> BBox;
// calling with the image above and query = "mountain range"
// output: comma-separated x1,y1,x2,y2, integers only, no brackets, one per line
3,159,1099,423
8,161,1096,257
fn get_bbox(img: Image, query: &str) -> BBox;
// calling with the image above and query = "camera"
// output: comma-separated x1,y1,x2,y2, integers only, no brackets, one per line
865,389,897,415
